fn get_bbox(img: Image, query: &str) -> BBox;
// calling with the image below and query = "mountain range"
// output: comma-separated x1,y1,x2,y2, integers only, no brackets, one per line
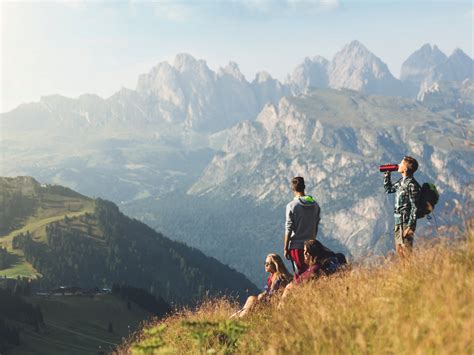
3,41,472,134
1,40,473,284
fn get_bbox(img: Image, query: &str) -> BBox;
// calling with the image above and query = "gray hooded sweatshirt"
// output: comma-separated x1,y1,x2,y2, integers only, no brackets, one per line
285,195,321,250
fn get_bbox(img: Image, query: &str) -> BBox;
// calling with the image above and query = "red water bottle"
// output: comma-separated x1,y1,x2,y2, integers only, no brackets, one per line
379,164,398,172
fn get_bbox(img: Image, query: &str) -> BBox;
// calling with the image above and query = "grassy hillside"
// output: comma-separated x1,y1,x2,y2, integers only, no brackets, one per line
0,176,94,279
125,236,473,354
11,294,150,355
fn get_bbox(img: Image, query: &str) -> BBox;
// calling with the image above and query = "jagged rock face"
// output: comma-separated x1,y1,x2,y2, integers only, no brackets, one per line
427,49,474,83
214,62,258,132
252,71,289,107
136,55,232,130
417,49,474,100
419,79,474,116
3,91,149,133
189,90,473,258
328,41,405,96
105,88,149,124
4,43,472,138
286,41,408,98
460,79,474,101
286,56,329,94
400,44,448,85
284,42,472,101
4,54,288,135
135,55,286,132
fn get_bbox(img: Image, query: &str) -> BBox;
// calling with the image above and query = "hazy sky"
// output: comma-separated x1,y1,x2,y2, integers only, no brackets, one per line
1,0,473,113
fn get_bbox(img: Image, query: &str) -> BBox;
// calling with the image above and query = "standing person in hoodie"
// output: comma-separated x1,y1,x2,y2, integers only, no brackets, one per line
283,176,321,278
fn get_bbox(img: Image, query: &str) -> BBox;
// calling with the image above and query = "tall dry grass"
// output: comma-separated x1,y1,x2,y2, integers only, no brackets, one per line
124,236,473,354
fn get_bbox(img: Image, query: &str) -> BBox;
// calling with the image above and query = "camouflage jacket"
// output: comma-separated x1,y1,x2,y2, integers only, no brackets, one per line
384,173,420,227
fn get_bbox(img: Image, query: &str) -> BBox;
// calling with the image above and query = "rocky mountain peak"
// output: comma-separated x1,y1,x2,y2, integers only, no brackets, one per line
39,95,76,111
110,87,135,99
400,43,448,84
173,53,205,72
219,61,246,81
419,43,443,55
418,47,474,99
328,41,402,95
436,48,473,81
449,48,472,63
311,55,329,65
287,55,329,94
78,93,104,104
342,40,371,55
298,55,329,68
254,71,273,83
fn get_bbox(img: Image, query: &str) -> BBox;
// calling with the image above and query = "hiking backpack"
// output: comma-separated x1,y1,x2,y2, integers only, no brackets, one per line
416,182,440,219
321,255,347,276
314,240,347,276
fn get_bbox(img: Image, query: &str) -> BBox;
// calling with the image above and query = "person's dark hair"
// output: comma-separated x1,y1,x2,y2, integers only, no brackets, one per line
403,156,419,175
291,177,305,193
304,240,334,266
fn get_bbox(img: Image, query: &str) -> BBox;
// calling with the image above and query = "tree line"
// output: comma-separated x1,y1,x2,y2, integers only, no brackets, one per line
0,286,44,352
112,284,171,317
11,199,257,305
0,189,36,235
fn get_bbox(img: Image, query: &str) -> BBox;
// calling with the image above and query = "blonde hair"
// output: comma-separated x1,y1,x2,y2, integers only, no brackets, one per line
266,253,292,281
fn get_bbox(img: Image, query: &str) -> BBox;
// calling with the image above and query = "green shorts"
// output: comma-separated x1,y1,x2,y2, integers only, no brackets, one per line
394,224,415,248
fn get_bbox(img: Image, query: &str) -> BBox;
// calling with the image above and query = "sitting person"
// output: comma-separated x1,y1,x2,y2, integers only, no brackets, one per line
230,253,291,318
281,239,345,298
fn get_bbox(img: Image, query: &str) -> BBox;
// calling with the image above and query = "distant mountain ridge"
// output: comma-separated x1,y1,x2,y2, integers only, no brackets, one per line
400,43,448,85
3,41,472,133
417,48,474,99
327,41,406,96
2,56,286,137
288,41,473,100
286,40,408,96
136,54,288,132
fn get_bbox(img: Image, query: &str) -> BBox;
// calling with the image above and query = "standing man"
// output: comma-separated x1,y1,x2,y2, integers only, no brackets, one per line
384,156,420,259
284,176,321,278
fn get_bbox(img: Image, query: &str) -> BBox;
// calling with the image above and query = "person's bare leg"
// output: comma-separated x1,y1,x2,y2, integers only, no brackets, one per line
230,295,256,319
237,296,257,318
396,244,405,260
402,242,413,260
278,283,294,309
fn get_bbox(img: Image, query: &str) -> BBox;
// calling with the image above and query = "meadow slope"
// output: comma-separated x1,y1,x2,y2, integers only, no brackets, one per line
125,234,473,354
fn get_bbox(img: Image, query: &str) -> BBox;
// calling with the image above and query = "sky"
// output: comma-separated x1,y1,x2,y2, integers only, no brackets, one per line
1,0,473,113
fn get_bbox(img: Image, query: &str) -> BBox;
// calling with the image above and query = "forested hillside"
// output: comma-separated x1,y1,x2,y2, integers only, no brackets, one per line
0,287,44,353
0,177,258,304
